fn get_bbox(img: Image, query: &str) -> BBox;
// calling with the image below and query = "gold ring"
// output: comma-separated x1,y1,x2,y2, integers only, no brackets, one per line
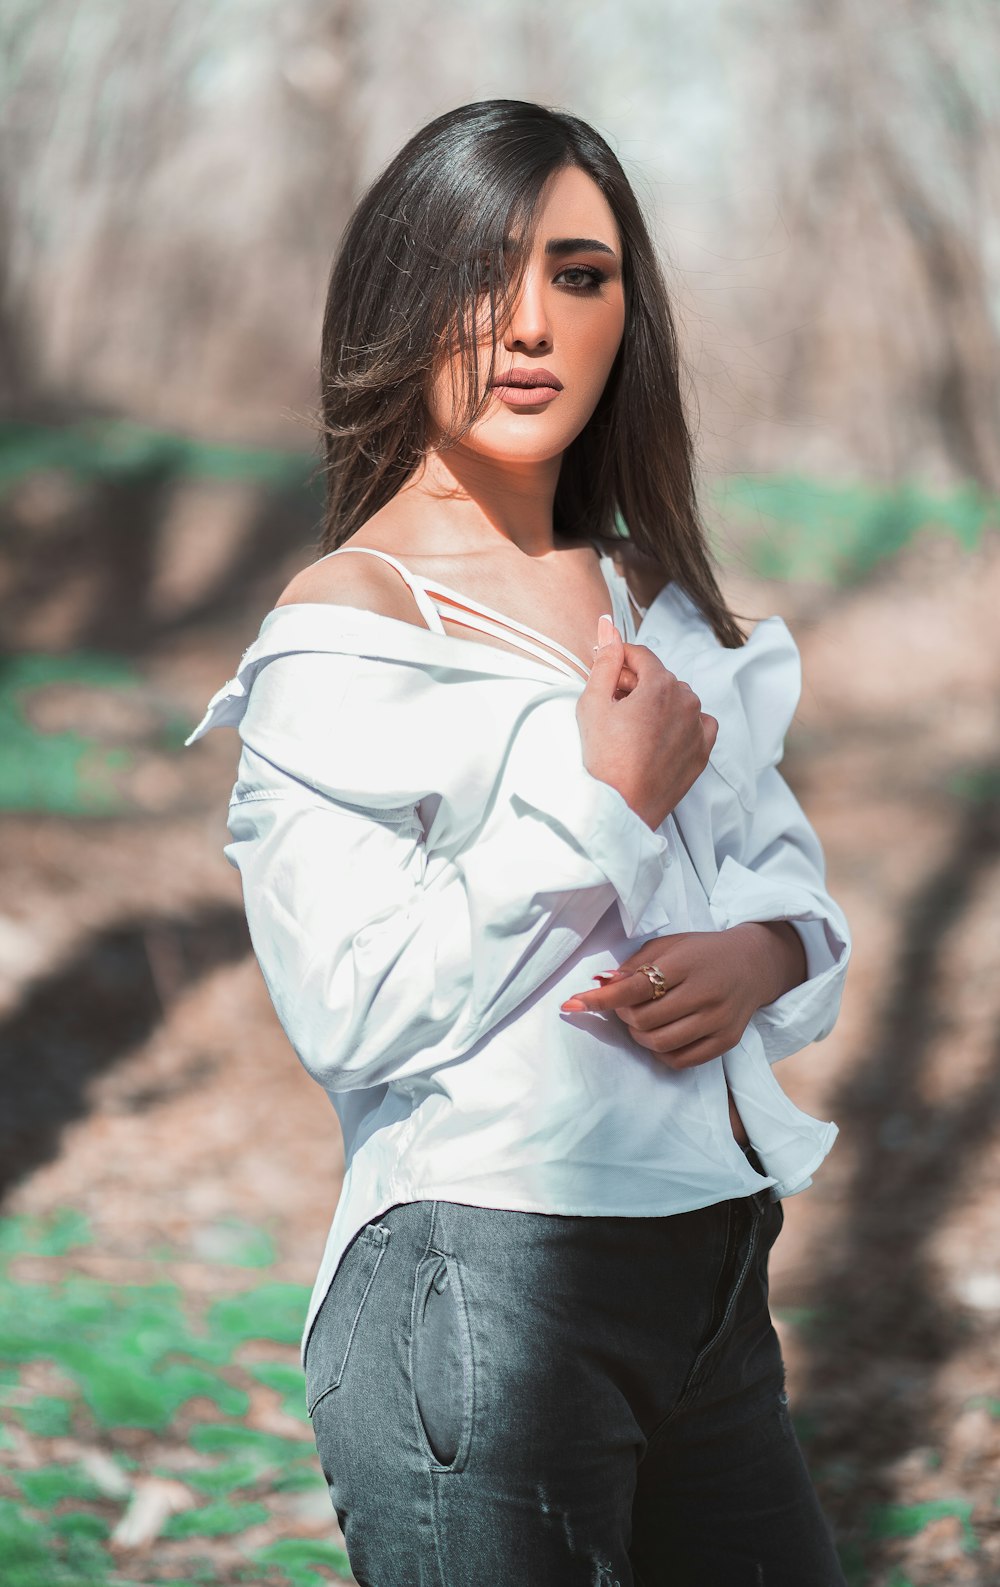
636,963,669,999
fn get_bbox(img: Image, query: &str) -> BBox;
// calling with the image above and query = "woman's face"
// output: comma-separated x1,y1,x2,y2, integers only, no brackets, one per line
426,165,626,463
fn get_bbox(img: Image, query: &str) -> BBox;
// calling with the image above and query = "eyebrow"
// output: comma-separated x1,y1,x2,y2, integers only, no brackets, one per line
503,235,619,260
545,236,617,259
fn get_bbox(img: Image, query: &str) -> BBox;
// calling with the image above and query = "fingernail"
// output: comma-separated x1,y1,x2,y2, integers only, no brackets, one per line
560,999,586,1012
592,973,616,984
597,614,616,649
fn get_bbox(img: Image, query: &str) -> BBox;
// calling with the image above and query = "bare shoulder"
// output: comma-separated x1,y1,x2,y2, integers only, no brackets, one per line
593,534,671,608
273,542,428,630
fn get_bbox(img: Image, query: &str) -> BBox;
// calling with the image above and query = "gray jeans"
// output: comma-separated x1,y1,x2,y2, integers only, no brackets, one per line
304,1150,847,1586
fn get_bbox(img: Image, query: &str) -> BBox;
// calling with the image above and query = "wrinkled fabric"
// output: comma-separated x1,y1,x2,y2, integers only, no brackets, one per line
185,573,851,1360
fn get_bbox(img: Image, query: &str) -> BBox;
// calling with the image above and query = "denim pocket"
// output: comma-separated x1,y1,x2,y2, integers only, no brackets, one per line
410,1251,474,1473
673,1197,761,1410
305,1223,390,1415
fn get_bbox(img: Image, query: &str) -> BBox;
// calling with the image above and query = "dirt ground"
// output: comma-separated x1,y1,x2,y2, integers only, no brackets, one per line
3,485,1000,1584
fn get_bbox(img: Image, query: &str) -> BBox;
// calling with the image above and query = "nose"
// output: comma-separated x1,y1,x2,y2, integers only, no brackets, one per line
503,268,552,353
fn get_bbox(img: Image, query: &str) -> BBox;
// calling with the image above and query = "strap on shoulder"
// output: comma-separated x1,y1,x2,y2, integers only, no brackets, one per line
322,547,445,635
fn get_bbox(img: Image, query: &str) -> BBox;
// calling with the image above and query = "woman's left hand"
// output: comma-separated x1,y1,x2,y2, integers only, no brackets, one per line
559,924,806,1071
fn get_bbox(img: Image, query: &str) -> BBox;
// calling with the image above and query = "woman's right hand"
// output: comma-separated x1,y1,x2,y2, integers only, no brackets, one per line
576,616,718,831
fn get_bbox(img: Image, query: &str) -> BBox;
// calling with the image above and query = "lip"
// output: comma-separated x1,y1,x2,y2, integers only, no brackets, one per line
489,367,563,391
489,368,563,409
492,365,565,390
493,384,561,408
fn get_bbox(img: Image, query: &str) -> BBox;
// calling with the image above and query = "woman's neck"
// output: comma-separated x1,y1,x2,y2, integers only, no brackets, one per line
395,438,563,560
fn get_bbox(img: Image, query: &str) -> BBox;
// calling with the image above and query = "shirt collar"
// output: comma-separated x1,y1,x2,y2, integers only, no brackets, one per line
184,578,720,745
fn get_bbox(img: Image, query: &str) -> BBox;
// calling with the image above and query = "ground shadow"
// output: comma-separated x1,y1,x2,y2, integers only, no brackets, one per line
792,754,1000,1568
0,408,324,660
0,903,250,1200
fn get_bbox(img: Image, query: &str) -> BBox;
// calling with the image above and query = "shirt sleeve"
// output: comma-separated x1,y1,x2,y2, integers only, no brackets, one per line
707,765,852,1064
698,613,852,1066
219,651,670,1094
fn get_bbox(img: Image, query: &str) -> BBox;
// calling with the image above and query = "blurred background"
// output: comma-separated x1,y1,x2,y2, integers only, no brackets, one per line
1,3,999,1584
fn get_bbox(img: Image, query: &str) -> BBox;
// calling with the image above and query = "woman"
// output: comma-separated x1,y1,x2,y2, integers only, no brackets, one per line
187,100,851,1586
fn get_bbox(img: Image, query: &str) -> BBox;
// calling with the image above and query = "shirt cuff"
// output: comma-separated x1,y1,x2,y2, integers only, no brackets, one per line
708,854,852,1064
565,772,673,938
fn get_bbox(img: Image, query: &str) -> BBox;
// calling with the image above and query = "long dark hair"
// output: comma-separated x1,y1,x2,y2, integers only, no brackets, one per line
316,99,750,648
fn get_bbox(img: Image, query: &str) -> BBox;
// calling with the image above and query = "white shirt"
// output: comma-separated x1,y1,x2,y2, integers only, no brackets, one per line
185,546,852,1357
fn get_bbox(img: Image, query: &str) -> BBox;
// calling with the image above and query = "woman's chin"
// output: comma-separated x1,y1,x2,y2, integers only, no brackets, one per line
461,419,583,465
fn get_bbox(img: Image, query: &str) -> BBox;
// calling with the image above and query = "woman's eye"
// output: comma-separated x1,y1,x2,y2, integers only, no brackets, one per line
555,266,606,292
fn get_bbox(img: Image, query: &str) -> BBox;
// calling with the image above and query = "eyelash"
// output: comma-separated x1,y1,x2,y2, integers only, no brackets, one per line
555,265,607,292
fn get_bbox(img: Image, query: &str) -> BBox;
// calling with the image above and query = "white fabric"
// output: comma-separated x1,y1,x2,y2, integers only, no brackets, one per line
185,553,851,1359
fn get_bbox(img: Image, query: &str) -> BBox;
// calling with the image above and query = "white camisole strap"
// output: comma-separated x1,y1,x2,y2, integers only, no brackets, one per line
319,546,448,635
321,545,592,681
418,596,590,679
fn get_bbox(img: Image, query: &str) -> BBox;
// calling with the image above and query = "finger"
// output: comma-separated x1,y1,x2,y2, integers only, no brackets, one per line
612,663,638,700
614,938,683,977
639,1029,728,1070
560,968,672,1014
626,1007,709,1045
591,655,638,693
622,992,698,1032
617,641,671,682
585,616,624,697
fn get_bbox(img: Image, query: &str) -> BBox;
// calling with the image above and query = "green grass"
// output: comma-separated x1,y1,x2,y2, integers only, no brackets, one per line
0,652,135,816
867,1497,979,1554
0,1210,351,1585
713,473,999,585
0,649,201,817
254,1539,356,1587
0,418,312,496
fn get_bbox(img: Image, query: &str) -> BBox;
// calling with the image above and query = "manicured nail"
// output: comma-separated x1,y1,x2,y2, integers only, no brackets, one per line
560,999,586,1012
592,973,616,984
596,614,616,649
